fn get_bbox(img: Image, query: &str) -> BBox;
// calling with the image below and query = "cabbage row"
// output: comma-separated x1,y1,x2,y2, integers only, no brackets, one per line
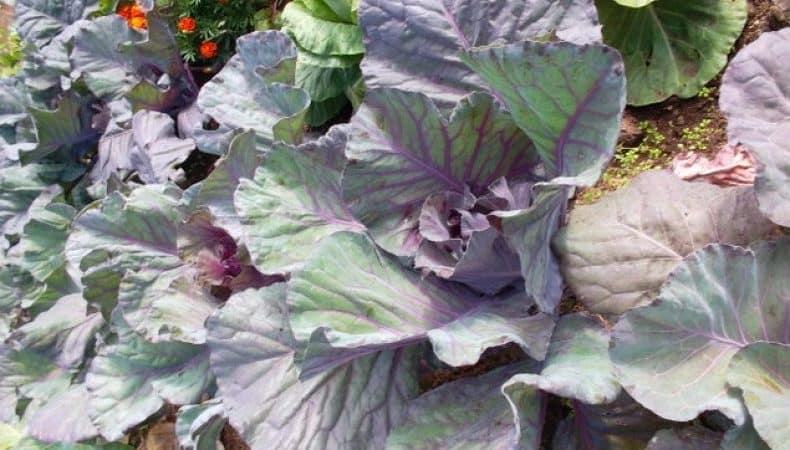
0,0,787,449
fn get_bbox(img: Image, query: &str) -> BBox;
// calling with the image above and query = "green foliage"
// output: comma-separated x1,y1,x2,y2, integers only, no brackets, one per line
158,0,262,64
679,118,713,153
697,86,714,98
0,30,21,77
596,0,747,105
578,121,667,204
280,0,362,126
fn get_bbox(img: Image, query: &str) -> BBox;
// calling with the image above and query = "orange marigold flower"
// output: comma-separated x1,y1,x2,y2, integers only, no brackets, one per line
129,16,148,30
199,41,218,59
177,17,197,33
117,4,133,19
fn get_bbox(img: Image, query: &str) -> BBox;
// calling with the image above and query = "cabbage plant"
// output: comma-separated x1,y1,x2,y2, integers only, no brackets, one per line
595,0,747,105
279,0,363,126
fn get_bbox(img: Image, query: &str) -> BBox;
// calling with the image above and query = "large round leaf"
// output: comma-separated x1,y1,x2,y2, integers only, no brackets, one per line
359,0,601,107
554,171,774,315
596,0,747,105
720,28,790,227
611,239,790,422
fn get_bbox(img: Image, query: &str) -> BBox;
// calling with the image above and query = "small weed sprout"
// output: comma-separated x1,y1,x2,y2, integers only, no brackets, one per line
579,121,667,204
697,86,714,98
679,118,713,152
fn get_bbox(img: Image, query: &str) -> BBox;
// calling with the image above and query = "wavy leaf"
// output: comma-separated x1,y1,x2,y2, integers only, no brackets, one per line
235,127,363,273
610,239,790,422
720,28,790,226
359,0,601,107
288,232,551,378
206,285,418,450
196,31,310,146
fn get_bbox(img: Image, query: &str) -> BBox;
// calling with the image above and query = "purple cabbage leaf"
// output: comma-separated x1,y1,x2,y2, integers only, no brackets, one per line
206,284,419,449
610,239,790,426
553,171,775,315
92,109,196,185
359,0,602,108
286,232,554,379
65,184,270,344
501,313,673,450
195,31,310,148
234,126,365,274
385,362,543,450
720,28,790,227
84,310,213,440
70,14,197,112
